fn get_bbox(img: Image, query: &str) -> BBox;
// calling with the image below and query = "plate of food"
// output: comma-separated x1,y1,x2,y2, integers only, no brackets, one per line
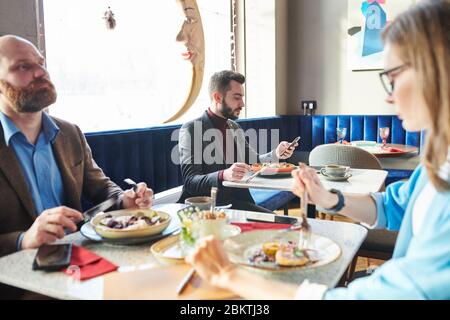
80,208,176,245
223,230,341,271
250,163,297,176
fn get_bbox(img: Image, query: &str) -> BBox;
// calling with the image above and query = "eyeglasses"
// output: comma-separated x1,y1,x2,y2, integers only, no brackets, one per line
379,63,410,96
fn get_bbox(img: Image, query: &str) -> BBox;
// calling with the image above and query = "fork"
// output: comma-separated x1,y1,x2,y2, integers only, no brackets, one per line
244,166,268,183
124,178,138,192
298,163,312,249
244,170,261,183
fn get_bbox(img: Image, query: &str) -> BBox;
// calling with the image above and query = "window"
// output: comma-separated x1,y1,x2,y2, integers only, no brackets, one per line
244,0,276,118
43,0,231,132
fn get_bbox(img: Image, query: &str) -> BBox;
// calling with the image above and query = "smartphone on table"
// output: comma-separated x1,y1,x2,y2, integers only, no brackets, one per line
32,243,72,271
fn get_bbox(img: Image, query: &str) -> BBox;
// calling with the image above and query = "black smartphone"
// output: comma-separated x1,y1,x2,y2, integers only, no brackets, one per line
32,243,72,271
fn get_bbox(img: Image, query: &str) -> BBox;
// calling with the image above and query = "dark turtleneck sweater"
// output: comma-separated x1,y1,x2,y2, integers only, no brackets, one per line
206,108,231,181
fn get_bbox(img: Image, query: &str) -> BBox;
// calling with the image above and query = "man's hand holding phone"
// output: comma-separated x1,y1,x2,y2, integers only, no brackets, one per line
276,136,300,160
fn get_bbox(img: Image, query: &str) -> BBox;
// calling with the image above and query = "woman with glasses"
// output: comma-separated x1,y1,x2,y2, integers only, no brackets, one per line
185,0,450,299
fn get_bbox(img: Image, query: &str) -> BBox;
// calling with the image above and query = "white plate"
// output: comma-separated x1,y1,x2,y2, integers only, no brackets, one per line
223,230,341,271
90,209,171,239
351,140,378,147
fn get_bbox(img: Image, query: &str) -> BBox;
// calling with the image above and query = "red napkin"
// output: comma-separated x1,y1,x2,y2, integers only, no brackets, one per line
384,147,403,153
231,222,292,233
62,245,118,281
335,140,351,145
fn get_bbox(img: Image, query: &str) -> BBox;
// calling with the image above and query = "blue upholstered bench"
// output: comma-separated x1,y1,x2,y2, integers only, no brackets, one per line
83,114,421,212
298,115,423,185
84,117,299,212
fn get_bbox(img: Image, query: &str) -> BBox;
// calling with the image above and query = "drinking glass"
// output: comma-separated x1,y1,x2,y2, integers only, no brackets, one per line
336,127,347,144
177,206,227,255
379,127,390,147
177,206,200,255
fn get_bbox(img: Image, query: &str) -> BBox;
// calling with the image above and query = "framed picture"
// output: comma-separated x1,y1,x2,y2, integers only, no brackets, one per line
347,0,416,71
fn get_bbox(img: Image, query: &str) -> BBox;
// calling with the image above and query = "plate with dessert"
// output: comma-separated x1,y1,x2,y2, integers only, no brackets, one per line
223,229,341,271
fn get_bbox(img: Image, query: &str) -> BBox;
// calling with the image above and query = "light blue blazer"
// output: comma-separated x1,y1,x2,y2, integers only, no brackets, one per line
325,165,450,299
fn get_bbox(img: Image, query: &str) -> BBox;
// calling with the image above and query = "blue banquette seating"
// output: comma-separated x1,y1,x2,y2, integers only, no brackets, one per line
298,115,423,185
84,115,422,211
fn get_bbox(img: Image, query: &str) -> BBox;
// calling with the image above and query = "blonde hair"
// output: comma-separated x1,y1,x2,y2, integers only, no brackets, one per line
383,0,450,191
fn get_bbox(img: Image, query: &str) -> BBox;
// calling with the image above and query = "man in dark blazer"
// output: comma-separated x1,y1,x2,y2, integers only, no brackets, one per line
0,35,153,259
178,70,297,212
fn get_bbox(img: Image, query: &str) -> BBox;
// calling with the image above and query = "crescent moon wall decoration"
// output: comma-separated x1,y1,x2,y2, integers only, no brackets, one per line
163,0,205,123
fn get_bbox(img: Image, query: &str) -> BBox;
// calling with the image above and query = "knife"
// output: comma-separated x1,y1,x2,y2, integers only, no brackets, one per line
124,178,138,192
246,212,298,225
81,194,121,224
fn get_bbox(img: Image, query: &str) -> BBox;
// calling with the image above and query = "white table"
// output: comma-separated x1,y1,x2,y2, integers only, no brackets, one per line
350,142,420,170
0,204,367,300
223,168,388,194
378,154,421,170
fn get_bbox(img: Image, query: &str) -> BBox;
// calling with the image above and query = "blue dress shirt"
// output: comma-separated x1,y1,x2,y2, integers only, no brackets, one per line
0,111,65,249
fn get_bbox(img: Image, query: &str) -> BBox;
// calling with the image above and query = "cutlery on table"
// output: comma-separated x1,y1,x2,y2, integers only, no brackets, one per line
215,204,232,210
176,268,196,295
81,194,121,225
298,163,311,249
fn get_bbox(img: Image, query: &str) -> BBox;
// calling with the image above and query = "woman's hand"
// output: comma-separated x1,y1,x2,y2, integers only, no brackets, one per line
185,236,236,289
291,166,338,209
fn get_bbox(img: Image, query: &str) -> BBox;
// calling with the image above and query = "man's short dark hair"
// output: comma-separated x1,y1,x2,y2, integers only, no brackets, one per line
208,70,245,99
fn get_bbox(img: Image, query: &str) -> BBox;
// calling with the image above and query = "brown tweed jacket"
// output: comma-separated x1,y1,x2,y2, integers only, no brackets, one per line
0,116,122,257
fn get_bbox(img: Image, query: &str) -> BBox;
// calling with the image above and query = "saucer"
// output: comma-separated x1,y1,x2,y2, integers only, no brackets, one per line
321,172,352,181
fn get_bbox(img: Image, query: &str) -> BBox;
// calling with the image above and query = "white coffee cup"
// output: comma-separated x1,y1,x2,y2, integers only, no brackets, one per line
321,164,350,177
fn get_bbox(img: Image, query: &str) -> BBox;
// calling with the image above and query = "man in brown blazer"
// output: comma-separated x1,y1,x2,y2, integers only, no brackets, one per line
0,35,154,259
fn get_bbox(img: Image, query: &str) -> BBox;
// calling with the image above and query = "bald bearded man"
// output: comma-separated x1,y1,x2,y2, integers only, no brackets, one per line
0,35,154,259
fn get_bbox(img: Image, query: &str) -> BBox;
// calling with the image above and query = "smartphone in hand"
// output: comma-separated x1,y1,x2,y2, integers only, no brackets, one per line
288,136,301,149
281,136,300,157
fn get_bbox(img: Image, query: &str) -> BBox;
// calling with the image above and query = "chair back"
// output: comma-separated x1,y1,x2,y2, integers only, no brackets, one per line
309,144,382,170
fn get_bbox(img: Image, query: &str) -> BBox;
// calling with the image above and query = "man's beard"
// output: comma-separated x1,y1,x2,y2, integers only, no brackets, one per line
220,98,240,120
0,78,57,113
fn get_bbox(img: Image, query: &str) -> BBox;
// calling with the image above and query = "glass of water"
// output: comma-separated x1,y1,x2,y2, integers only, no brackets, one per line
336,127,347,144
379,127,390,147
